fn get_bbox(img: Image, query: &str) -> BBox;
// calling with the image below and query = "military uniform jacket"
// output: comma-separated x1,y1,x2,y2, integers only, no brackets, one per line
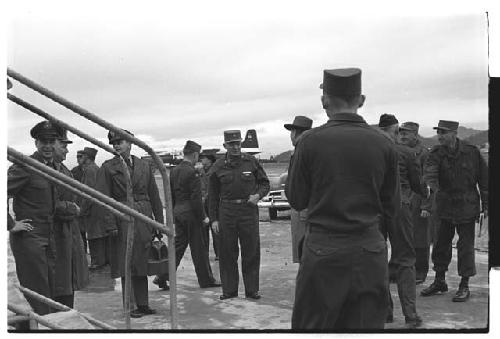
8,152,56,230
409,141,432,211
424,139,488,223
71,165,84,182
170,160,204,220
287,113,400,233
53,162,89,296
78,162,100,236
208,153,270,221
95,155,164,278
395,143,427,204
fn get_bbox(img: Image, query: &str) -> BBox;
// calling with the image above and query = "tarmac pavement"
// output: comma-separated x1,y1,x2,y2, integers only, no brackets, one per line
72,209,489,330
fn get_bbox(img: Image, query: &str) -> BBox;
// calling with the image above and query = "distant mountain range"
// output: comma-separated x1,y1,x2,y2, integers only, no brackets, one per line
273,126,488,163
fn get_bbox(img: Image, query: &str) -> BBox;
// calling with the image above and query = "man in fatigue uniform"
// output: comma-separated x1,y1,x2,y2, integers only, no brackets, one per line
378,114,427,328
288,68,399,329
399,122,433,284
199,149,220,260
283,115,313,263
71,150,85,182
209,130,270,300
95,129,165,318
52,128,89,308
7,120,59,315
421,120,488,302
153,141,220,290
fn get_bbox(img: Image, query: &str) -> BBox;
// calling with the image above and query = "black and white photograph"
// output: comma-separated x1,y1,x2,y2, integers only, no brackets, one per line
3,0,496,333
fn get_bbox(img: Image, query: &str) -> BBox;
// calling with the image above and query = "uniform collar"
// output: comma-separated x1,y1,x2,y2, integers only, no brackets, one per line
328,112,366,123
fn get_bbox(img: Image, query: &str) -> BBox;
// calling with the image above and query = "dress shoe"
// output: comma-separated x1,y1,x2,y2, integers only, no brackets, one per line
200,282,222,288
138,306,157,315
405,315,423,329
245,292,261,300
153,277,170,290
452,286,470,302
130,308,144,318
219,292,238,300
420,280,448,296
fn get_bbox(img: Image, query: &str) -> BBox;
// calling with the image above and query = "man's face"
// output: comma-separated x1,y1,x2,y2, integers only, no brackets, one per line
437,129,456,147
35,138,56,161
224,141,242,157
399,130,417,147
54,139,69,162
200,156,213,169
77,153,85,166
112,139,132,156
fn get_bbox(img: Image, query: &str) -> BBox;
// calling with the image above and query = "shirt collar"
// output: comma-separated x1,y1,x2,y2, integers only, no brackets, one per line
328,112,366,123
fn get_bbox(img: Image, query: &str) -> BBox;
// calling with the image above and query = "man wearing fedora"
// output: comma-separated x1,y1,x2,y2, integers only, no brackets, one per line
284,116,313,263
208,130,270,300
153,141,220,290
95,129,164,318
421,120,488,302
287,68,400,329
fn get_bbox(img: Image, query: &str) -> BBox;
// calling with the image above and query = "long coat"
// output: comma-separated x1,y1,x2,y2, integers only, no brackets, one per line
79,162,101,238
8,152,56,315
53,162,89,296
95,155,164,279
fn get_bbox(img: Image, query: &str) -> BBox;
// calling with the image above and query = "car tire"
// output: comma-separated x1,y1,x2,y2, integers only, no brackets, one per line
269,208,278,220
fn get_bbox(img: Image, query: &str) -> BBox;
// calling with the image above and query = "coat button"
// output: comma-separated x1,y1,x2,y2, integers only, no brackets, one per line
316,249,322,254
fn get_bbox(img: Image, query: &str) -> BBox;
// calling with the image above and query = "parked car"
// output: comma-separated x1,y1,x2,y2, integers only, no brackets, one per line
258,172,290,219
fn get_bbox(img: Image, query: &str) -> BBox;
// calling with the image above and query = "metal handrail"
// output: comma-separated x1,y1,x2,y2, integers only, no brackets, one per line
7,68,178,328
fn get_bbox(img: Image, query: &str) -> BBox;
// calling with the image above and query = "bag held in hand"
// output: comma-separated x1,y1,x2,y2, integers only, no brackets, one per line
147,233,169,276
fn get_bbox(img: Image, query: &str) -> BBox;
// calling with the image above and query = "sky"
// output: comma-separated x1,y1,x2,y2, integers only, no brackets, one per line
4,0,491,167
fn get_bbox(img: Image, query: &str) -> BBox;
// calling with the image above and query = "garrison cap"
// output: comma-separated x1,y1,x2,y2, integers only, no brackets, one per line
77,150,85,155
320,68,362,97
224,130,242,143
183,140,202,154
58,128,73,144
433,120,459,132
83,147,98,159
284,116,313,131
30,120,60,140
378,114,399,128
200,148,218,162
108,129,134,144
399,121,420,133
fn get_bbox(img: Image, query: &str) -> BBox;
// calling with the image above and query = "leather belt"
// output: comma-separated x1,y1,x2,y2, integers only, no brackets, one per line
221,199,248,204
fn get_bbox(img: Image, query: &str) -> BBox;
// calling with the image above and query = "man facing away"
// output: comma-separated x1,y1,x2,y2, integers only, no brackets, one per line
288,68,400,329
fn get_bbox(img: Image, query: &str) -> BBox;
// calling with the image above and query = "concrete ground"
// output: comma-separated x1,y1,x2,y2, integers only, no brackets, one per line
72,209,489,331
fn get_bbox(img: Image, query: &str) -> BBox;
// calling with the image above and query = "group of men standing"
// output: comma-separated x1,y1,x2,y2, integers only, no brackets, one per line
285,67,488,330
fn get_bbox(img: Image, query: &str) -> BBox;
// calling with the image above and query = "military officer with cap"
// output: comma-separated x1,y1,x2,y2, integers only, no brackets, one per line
284,115,313,263
421,120,488,302
399,121,433,284
378,114,427,328
52,127,89,308
208,130,270,300
71,150,86,182
288,68,399,329
94,129,165,318
8,120,59,315
199,149,220,260
154,141,220,290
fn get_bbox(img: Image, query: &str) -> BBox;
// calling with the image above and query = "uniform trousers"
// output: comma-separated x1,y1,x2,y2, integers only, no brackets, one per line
121,276,149,307
387,203,418,320
219,202,260,295
291,226,388,329
432,219,476,277
88,236,110,266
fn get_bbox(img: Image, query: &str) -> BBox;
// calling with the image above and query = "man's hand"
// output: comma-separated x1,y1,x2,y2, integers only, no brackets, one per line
420,210,431,218
10,219,33,233
247,194,260,205
202,217,210,226
72,202,81,217
211,221,219,234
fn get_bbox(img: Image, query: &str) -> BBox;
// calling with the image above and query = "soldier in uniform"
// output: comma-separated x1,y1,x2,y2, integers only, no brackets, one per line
7,120,59,315
153,141,220,291
421,120,488,302
378,114,427,328
399,122,433,284
95,129,164,318
199,149,220,260
71,150,86,182
283,115,313,263
208,130,270,300
52,128,89,308
288,68,399,329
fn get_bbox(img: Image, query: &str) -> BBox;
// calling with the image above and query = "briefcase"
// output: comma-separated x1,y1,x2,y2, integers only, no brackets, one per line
147,234,169,276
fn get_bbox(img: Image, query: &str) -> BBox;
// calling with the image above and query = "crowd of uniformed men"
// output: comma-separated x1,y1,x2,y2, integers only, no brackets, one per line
7,67,488,329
